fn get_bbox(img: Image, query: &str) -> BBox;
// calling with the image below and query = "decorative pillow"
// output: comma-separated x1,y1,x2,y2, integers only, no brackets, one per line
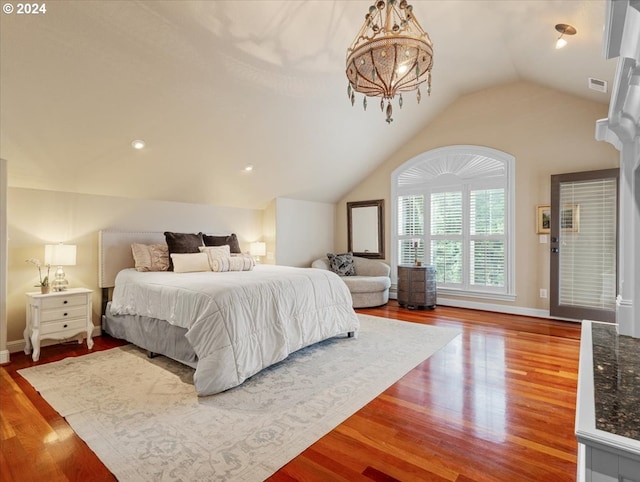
231,253,256,271
131,243,169,272
209,255,256,272
170,253,211,273
199,245,230,269
164,232,204,270
327,252,356,276
199,245,231,259
199,246,255,271
201,233,241,254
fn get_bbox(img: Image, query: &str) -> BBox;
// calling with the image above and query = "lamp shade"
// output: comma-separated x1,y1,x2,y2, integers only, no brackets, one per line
45,244,76,266
250,242,266,257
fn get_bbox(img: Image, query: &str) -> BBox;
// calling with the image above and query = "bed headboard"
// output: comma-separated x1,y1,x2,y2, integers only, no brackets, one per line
98,230,166,288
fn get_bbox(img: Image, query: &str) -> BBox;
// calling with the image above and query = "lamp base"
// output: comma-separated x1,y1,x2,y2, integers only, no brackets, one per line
52,266,69,291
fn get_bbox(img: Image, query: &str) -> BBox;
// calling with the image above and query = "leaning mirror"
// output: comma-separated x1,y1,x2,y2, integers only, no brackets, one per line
347,199,384,259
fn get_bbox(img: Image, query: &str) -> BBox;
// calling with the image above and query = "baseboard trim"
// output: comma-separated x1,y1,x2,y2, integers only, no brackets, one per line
390,291,578,322
0,349,10,364
436,296,550,319
7,325,102,354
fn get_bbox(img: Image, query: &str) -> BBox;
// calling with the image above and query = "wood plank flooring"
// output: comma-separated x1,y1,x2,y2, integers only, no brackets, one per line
0,303,581,481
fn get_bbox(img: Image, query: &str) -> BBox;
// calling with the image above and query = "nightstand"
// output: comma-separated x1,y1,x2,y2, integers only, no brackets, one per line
397,264,437,309
24,288,94,361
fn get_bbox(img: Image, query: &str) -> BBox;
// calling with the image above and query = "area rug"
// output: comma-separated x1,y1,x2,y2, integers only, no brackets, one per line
18,314,460,481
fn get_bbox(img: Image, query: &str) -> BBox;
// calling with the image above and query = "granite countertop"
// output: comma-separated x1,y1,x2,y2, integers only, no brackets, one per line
592,323,640,441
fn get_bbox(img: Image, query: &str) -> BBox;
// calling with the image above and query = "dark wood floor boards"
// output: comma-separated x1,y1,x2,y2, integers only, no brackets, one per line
1,303,582,481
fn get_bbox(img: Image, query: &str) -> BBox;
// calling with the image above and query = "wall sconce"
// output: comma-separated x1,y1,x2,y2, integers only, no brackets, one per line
45,243,76,291
250,242,266,263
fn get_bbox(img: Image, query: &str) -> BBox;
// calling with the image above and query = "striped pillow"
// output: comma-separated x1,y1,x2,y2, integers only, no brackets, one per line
199,246,255,271
209,255,256,272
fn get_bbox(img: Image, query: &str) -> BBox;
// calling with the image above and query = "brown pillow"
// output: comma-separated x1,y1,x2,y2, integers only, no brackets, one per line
164,232,204,271
201,233,241,254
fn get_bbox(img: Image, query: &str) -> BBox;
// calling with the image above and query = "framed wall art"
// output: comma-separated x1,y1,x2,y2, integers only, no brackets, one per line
536,205,551,234
561,204,580,232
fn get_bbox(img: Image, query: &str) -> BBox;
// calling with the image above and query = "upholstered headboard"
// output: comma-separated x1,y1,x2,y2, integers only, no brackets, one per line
98,230,166,288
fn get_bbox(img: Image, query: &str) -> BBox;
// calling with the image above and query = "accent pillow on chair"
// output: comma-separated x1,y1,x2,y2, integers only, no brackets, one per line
327,252,356,276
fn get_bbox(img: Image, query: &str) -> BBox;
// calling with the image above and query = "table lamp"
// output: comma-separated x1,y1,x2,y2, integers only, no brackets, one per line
45,243,76,291
250,242,266,263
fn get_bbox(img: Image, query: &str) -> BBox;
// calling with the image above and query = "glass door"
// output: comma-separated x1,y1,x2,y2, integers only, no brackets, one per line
549,169,619,322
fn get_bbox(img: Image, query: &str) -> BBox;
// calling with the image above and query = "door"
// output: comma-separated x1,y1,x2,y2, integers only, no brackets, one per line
550,169,619,322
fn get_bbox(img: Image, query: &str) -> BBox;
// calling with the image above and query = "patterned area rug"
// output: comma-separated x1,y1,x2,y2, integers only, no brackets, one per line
19,314,460,481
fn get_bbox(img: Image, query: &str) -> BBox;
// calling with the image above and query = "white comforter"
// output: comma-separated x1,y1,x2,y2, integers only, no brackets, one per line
110,265,359,395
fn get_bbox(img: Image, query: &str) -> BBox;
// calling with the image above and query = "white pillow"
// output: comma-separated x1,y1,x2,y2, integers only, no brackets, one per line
199,246,256,272
208,255,256,272
199,245,230,256
170,252,211,273
199,245,231,269
231,253,256,271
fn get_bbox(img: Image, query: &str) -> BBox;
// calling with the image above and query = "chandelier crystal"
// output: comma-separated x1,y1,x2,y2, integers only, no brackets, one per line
346,0,434,123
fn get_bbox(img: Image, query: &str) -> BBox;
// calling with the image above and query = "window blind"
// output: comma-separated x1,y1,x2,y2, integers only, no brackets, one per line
430,192,462,284
559,179,617,310
397,195,424,265
469,189,505,287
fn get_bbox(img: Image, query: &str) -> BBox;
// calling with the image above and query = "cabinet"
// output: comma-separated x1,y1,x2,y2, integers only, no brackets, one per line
24,288,94,361
575,321,640,482
397,265,436,309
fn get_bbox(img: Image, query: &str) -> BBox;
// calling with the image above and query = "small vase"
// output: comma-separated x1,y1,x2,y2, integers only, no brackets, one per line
41,285,50,294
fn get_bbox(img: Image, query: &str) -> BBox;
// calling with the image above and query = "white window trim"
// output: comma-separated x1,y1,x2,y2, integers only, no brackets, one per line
391,145,516,301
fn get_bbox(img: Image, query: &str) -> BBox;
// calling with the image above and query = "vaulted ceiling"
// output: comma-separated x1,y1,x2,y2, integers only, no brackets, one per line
0,0,616,210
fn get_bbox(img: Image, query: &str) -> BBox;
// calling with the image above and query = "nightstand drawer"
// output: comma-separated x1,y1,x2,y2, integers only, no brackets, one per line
41,294,87,310
39,317,87,336
40,305,87,322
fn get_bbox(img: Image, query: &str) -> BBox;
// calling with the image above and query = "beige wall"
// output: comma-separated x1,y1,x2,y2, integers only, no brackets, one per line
7,188,263,347
274,198,335,267
336,80,619,312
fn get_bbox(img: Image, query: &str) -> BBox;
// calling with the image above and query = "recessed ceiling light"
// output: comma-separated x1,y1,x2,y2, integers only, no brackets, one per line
131,140,146,150
244,165,254,172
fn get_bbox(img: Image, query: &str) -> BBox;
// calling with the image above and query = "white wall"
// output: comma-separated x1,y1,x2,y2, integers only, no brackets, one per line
595,0,640,337
275,198,335,267
0,159,8,363
7,187,263,346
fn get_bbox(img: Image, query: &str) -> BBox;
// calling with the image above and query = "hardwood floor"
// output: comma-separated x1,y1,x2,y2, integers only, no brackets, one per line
0,303,581,481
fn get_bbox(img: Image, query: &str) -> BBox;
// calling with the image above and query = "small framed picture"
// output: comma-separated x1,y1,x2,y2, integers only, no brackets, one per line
536,205,551,234
561,204,580,232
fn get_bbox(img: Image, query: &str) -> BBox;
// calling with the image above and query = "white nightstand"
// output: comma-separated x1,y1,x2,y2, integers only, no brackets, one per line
24,287,94,361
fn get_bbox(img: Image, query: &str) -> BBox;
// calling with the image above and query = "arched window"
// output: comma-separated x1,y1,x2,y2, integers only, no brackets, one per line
391,145,515,300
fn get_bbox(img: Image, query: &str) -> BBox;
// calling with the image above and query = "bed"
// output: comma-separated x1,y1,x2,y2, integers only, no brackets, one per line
98,231,359,396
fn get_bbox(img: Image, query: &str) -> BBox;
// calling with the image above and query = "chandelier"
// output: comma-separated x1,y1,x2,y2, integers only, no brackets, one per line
346,0,434,123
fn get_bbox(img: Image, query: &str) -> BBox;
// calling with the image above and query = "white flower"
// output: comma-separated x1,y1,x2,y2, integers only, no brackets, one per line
26,258,50,286
26,257,41,268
